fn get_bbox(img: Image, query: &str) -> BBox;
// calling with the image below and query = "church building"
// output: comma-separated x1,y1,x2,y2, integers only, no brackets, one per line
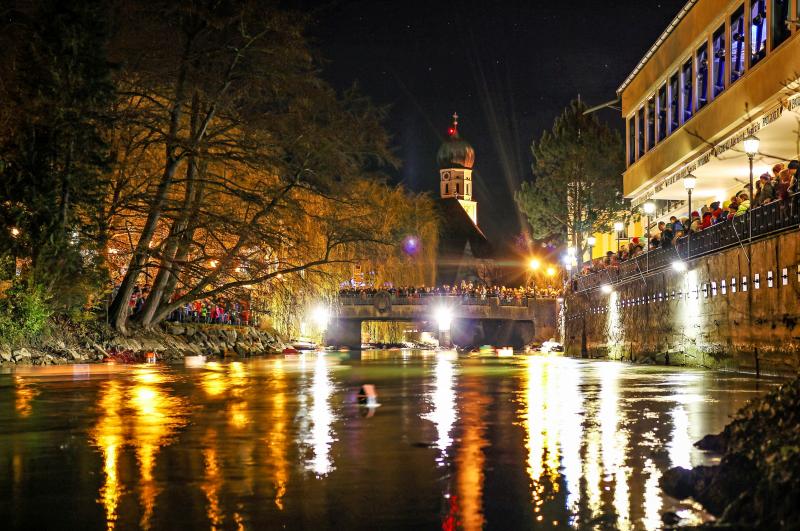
435,113,494,285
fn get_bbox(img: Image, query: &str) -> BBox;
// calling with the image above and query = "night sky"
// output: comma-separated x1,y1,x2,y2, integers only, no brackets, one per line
298,0,688,252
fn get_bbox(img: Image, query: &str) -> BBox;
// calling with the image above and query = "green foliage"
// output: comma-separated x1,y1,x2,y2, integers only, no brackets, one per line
0,0,114,310
0,284,52,345
516,99,625,252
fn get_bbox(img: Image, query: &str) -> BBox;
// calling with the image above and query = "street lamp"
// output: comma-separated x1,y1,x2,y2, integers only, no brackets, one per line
743,134,760,242
529,258,540,271
613,221,624,253
683,174,696,260
587,236,597,264
643,201,656,272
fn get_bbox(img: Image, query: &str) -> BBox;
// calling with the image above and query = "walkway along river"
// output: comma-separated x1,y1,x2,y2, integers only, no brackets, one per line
0,352,781,530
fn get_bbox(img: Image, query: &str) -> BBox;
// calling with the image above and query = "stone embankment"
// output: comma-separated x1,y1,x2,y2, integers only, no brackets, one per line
0,323,286,366
661,377,800,529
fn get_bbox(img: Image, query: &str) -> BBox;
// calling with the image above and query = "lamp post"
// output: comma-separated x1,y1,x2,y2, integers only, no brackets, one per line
743,134,760,243
587,236,597,266
527,258,540,290
613,221,624,253
683,174,696,260
643,201,656,272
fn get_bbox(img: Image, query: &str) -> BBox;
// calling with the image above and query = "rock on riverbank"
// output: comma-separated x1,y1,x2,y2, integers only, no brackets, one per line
661,377,800,529
0,322,287,366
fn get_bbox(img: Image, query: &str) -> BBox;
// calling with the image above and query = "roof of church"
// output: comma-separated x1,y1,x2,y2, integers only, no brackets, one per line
438,198,492,258
437,113,475,169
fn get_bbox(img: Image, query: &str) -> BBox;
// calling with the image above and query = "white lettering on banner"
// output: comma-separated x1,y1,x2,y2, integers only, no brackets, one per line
631,92,800,207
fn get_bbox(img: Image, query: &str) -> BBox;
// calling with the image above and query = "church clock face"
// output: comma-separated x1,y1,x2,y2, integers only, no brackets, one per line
442,171,451,181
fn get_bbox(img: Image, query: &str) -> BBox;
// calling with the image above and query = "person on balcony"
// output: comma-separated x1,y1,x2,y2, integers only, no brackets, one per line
755,173,775,206
689,211,701,232
771,163,784,185
670,216,683,234
788,160,799,194
735,193,751,216
700,211,713,230
661,227,674,248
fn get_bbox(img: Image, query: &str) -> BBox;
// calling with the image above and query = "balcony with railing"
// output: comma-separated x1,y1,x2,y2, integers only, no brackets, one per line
575,192,800,292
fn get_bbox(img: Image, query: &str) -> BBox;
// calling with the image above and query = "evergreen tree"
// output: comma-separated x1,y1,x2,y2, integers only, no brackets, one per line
0,0,114,308
515,99,625,257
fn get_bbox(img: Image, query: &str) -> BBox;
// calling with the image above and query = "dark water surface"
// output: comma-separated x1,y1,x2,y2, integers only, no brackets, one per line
0,352,780,530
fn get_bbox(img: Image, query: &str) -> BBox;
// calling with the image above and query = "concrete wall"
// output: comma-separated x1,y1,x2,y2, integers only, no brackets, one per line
564,230,800,376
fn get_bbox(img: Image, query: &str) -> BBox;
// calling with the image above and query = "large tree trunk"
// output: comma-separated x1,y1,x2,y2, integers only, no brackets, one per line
137,156,198,328
137,94,201,328
107,51,191,332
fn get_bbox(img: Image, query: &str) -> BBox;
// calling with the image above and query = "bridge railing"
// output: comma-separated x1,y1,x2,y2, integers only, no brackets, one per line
338,293,551,308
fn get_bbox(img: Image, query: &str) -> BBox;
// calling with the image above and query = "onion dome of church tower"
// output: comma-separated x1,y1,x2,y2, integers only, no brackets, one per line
437,113,475,169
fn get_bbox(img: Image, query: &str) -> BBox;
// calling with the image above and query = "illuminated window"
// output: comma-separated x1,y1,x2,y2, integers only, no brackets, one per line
657,85,667,142
628,116,635,165
730,6,745,83
751,0,767,65
696,43,709,110
712,25,725,97
646,96,655,150
681,58,693,122
637,107,645,156
668,72,679,132
772,0,790,49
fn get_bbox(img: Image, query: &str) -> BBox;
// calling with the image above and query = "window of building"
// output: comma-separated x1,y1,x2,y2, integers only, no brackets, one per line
696,43,709,110
712,25,726,98
669,72,679,132
681,58,693,122
628,116,635,165
445,183,449,195
772,0,791,49
731,5,745,83
657,84,667,142
455,182,460,195
751,0,767,65
637,107,645,157
646,96,655,150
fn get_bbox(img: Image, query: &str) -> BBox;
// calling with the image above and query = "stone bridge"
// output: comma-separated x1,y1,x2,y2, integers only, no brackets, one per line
326,294,559,350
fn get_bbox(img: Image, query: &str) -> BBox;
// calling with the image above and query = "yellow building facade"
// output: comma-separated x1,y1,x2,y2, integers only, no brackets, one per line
593,0,800,259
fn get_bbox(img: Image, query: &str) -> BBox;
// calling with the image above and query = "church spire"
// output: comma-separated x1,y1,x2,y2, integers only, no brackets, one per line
448,112,459,137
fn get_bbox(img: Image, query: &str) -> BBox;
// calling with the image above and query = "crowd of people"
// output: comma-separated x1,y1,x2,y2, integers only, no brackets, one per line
339,281,561,302
123,285,254,325
582,159,798,273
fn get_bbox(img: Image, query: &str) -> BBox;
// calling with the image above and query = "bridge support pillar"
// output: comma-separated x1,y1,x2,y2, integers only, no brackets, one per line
325,319,362,350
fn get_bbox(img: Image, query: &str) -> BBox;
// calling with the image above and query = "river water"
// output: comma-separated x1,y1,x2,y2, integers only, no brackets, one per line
0,352,779,530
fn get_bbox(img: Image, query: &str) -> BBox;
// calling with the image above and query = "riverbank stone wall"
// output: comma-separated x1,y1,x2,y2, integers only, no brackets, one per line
0,323,286,367
564,230,800,375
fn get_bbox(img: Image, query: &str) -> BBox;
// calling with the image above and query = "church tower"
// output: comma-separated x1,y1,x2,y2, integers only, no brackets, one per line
437,113,478,225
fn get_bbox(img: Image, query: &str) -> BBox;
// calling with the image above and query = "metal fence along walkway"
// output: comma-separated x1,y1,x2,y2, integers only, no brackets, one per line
576,192,800,292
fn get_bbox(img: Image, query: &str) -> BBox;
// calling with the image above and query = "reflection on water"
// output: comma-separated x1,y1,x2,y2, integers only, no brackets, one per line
0,353,781,530
89,367,189,530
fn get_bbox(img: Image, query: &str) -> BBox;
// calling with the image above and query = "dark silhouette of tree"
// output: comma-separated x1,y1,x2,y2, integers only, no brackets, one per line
516,99,625,258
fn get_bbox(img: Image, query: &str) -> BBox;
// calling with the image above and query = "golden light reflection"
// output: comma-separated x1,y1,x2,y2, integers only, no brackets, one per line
92,380,124,531
201,438,224,529
267,360,289,510
454,379,488,531
308,354,334,476
89,368,189,531
422,353,456,463
521,357,583,522
14,376,38,417
201,363,226,397
130,368,188,530
598,362,631,531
